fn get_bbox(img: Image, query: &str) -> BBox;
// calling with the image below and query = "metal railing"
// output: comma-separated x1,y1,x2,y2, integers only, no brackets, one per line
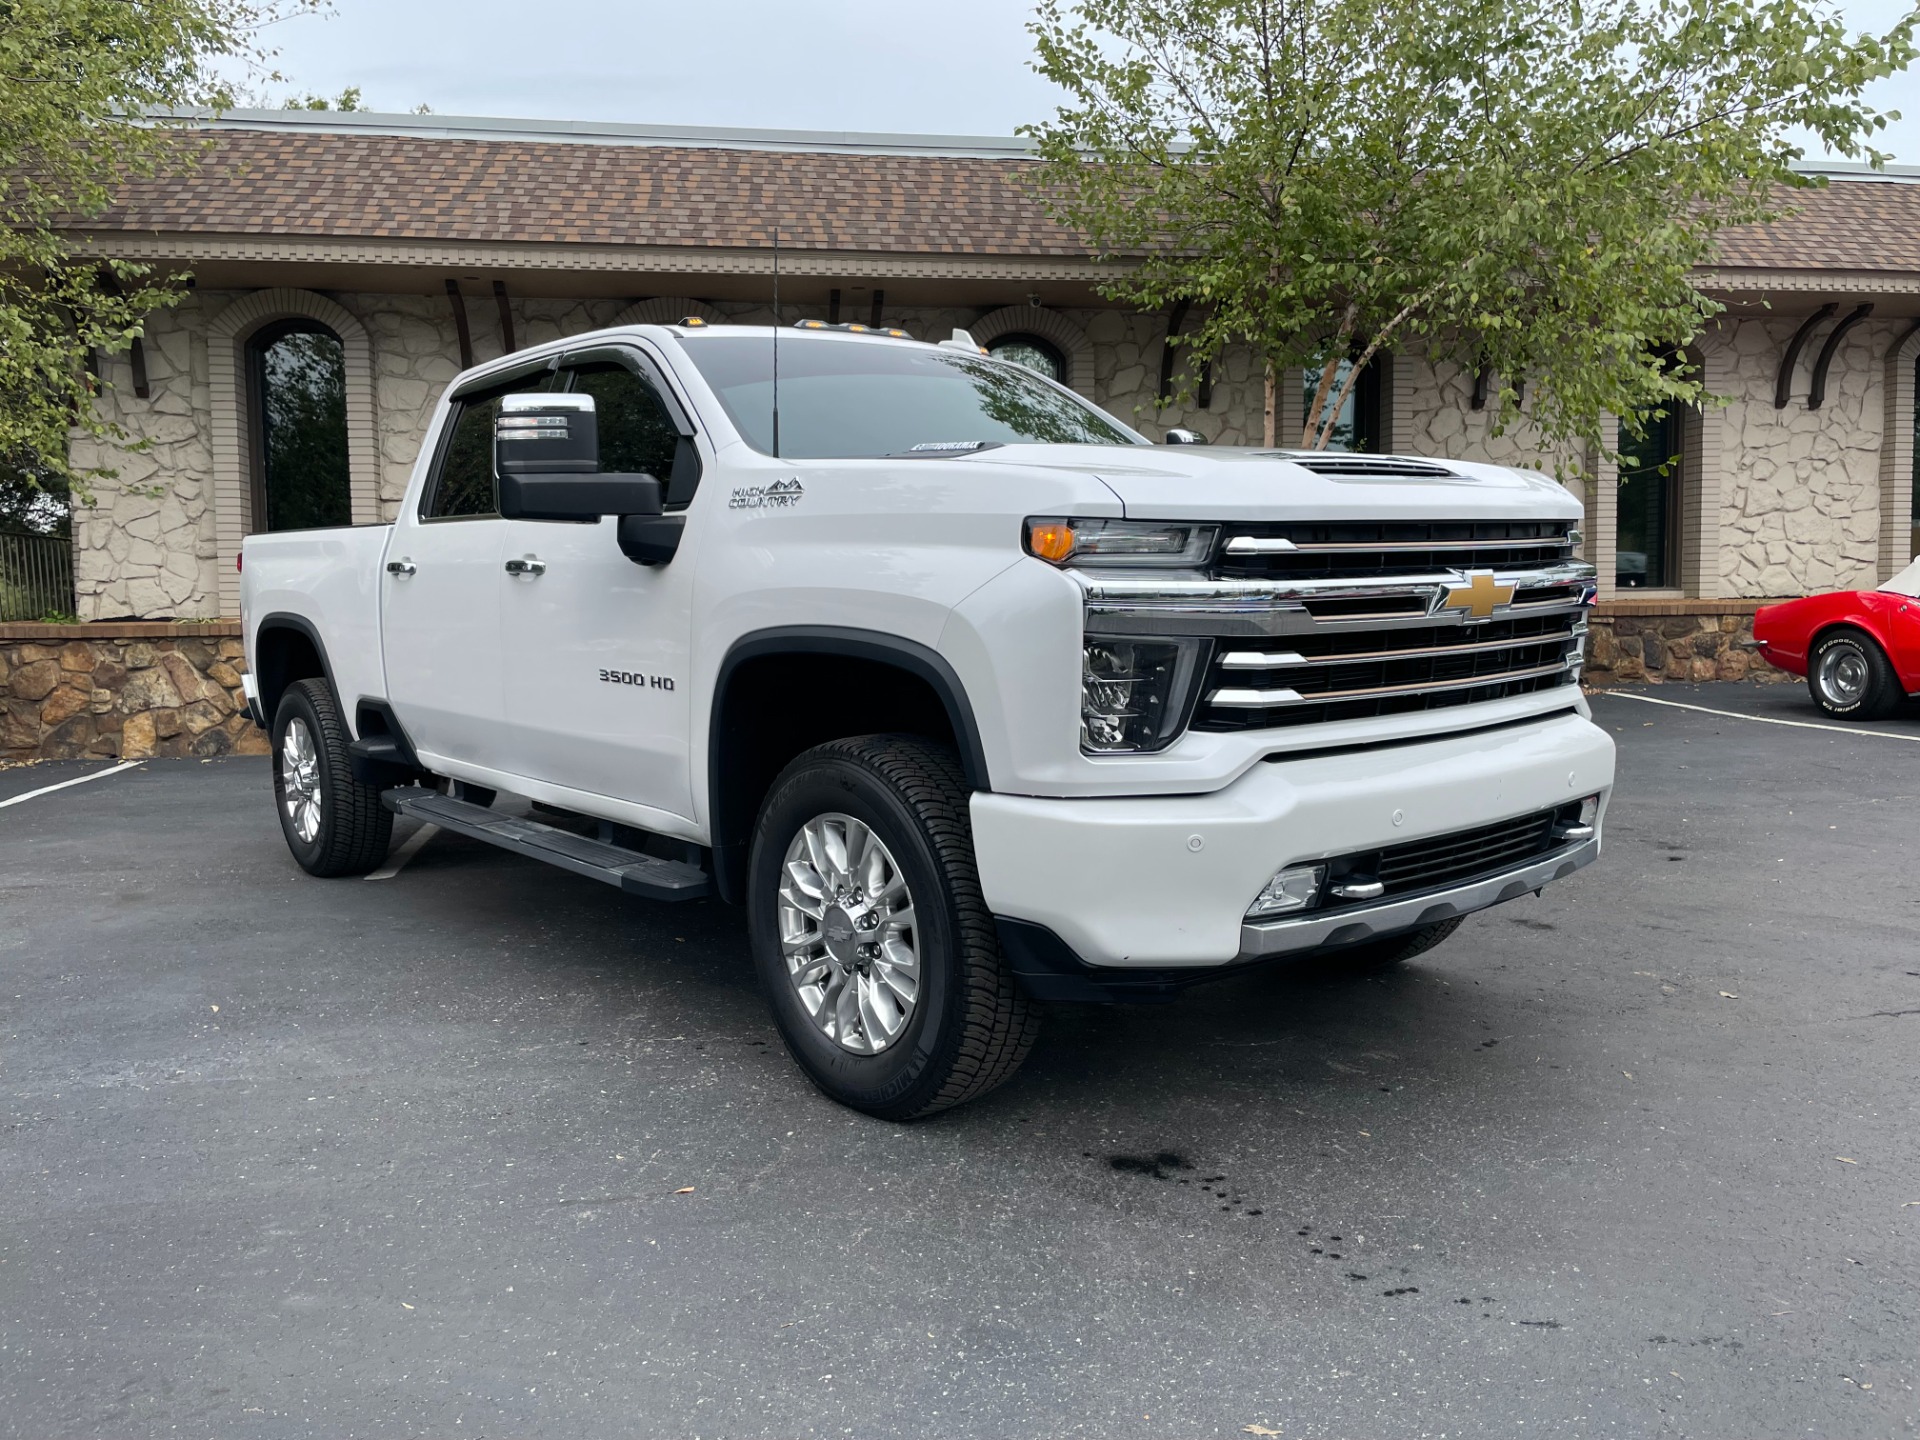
0,530,76,622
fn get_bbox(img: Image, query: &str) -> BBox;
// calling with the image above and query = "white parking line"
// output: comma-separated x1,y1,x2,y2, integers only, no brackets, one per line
364,822,440,880
0,760,145,810
1596,689,1920,742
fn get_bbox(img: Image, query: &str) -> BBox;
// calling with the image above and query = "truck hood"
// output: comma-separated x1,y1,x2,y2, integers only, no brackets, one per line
968,444,1582,523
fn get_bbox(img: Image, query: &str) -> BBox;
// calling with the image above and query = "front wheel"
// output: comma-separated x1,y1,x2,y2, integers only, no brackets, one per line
1808,629,1901,720
272,678,394,877
748,736,1041,1120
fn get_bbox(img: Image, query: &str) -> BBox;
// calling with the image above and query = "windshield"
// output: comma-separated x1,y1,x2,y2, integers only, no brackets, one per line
677,334,1142,457
1881,556,1920,598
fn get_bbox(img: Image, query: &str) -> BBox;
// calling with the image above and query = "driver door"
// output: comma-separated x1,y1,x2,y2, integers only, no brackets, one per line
497,347,702,820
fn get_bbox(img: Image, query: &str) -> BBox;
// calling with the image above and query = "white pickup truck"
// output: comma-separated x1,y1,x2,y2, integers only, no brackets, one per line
240,320,1614,1119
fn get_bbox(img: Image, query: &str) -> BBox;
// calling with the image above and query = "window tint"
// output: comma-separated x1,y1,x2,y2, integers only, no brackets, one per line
424,373,551,519
564,361,692,504
677,335,1139,458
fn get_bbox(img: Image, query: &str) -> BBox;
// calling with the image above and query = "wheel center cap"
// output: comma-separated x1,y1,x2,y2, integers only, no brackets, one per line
822,906,861,966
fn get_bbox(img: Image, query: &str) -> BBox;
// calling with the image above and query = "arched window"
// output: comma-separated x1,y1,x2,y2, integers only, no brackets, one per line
248,319,351,532
988,333,1067,384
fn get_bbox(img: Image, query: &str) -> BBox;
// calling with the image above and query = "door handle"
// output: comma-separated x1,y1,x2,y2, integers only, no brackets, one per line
386,558,416,577
504,557,547,577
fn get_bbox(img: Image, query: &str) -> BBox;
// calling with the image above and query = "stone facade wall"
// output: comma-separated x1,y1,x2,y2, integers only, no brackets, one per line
0,622,266,761
1712,315,1888,597
66,286,1914,621
73,299,221,619
70,293,1269,621
1582,604,1786,688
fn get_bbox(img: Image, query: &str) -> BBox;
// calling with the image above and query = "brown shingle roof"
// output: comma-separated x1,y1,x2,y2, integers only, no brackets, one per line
1714,180,1920,272
72,121,1920,275
81,127,1086,256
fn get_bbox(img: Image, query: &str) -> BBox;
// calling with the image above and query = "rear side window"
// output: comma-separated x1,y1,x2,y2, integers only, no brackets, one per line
422,372,552,519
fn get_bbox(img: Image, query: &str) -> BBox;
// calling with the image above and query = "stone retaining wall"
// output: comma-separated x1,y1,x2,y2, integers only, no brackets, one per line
0,621,266,761
1583,601,1787,687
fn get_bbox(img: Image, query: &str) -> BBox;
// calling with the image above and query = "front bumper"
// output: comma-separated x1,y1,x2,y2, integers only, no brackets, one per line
970,708,1614,972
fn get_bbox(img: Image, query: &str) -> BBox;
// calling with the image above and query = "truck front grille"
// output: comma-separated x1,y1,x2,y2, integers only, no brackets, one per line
1315,804,1584,908
1077,518,1596,741
1196,612,1584,731
1220,520,1575,582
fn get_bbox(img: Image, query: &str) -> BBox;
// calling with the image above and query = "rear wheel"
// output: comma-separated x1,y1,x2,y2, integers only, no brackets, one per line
1321,917,1462,975
748,735,1040,1120
1808,628,1901,720
271,678,394,877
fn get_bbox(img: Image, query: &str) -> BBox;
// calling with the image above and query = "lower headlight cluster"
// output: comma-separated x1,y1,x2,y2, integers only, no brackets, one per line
1245,863,1327,920
1081,637,1208,752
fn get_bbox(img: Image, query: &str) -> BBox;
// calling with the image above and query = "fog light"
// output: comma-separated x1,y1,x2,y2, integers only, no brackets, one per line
1552,794,1600,842
1246,863,1327,920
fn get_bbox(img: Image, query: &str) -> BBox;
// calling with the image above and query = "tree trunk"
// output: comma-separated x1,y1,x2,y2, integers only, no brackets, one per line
1262,360,1277,447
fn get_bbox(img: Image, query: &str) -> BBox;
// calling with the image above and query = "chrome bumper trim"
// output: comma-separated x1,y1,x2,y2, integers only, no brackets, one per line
1235,834,1601,960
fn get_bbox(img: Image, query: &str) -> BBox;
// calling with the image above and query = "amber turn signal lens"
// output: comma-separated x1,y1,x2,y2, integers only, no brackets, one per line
1025,519,1077,564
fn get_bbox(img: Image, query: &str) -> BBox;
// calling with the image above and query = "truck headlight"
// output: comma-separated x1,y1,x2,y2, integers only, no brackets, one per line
1027,517,1218,568
1081,636,1208,752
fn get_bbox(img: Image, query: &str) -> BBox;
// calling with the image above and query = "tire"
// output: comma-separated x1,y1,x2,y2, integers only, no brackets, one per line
747,735,1041,1120
1807,628,1901,720
1321,917,1463,975
271,678,394,877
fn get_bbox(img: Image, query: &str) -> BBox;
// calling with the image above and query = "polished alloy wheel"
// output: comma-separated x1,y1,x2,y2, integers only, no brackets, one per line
279,715,323,844
1814,643,1868,708
777,813,920,1054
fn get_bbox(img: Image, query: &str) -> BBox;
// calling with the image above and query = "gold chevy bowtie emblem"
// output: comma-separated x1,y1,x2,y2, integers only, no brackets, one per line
1442,571,1515,619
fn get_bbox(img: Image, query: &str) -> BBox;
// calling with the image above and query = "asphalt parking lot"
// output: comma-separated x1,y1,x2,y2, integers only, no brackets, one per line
3,681,1918,1439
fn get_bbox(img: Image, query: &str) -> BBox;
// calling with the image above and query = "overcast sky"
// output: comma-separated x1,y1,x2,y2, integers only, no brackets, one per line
252,0,1920,162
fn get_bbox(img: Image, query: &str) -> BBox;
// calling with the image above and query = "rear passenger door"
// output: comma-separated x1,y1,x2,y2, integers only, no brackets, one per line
497,346,704,822
383,366,551,773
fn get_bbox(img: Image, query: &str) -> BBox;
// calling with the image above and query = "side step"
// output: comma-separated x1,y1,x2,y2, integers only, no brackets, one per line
383,790,712,902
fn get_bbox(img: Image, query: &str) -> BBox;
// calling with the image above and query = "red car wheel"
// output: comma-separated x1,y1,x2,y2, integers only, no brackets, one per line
1808,628,1901,720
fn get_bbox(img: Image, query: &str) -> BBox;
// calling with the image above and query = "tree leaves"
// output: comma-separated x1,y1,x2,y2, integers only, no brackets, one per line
1022,0,1917,463
0,0,318,497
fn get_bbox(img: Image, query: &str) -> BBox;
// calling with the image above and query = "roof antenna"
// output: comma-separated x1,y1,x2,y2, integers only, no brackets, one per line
771,224,781,458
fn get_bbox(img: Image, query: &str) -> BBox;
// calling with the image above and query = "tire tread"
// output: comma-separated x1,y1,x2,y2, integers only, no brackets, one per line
767,735,1040,1118
279,678,393,877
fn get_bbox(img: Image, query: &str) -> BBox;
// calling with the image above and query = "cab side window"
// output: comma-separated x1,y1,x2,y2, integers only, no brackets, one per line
564,361,698,509
422,373,552,519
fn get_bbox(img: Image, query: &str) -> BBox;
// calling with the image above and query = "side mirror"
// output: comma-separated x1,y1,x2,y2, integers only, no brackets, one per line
1162,428,1206,445
494,392,665,521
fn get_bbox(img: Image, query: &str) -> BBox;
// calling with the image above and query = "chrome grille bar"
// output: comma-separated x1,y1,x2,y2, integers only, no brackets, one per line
1218,625,1585,671
1208,657,1577,710
1228,536,1569,554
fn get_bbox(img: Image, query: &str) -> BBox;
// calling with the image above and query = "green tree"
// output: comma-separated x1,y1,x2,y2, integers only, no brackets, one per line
0,0,311,505
1023,0,1918,456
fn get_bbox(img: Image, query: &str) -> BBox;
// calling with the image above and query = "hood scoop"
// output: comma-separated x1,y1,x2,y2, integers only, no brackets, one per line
1283,456,1457,478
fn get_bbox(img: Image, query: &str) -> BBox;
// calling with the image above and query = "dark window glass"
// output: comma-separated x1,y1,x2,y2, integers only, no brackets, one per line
564,361,690,503
677,335,1139,457
1617,409,1680,589
424,373,552,519
1301,356,1381,453
251,321,350,531
987,333,1065,384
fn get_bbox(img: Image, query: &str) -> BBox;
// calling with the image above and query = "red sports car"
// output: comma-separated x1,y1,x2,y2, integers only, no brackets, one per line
1753,559,1920,719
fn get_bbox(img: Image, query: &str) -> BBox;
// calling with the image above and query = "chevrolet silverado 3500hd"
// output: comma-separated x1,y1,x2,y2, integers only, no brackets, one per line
240,321,1614,1119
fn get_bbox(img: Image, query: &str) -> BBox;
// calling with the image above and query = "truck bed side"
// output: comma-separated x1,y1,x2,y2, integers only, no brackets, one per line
241,524,394,737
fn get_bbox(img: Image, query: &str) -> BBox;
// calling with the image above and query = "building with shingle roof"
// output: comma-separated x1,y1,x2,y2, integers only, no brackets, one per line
44,108,1920,685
